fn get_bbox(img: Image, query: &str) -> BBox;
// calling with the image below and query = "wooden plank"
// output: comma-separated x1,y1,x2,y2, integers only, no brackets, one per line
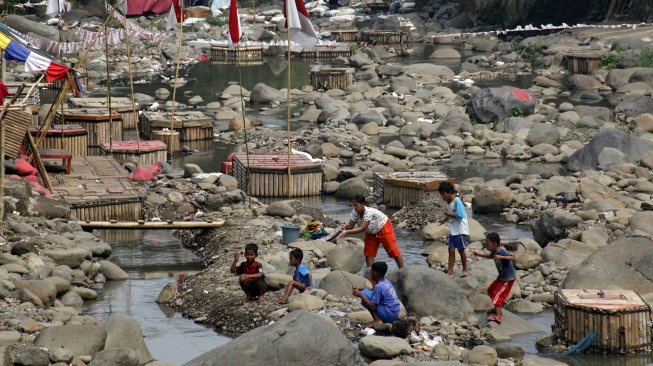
76,220,225,229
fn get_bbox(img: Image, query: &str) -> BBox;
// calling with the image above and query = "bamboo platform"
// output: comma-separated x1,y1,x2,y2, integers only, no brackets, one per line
152,130,181,153
232,154,323,197
3,107,33,159
563,51,606,74
373,171,456,208
68,97,139,129
52,156,142,221
96,229,142,244
328,29,359,43
210,45,264,64
99,140,168,165
360,30,407,45
29,125,88,157
299,46,352,61
77,220,225,230
55,109,123,147
140,111,213,141
553,289,652,353
310,68,354,91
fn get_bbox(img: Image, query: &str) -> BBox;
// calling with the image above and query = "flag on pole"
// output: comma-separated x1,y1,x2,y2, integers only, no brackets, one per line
46,0,71,17
166,0,184,31
228,0,242,45
0,30,69,82
283,0,318,48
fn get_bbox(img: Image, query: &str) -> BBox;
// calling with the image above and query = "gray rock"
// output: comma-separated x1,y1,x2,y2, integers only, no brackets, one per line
469,87,536,123
501,117,531,133
9,222,38,236
183,164,203,178
472,188,513,213
567,129,653,171
156,283,177,304
250,83,284,103
49,347,74,363
183,311,365,366
89,348,139,366
359,335,413,359
13,346,49,366
30,196,71,219
531,209,582,245
598,147,626,169
521,357,567,366
334,178,369,199
563,237,653,293
326,243,364,274
101,315,154,364
319,271,368,297
287,293,325,312
403,64,455,79
526,123,560,146
34,325,107,356
615,95,653,119
14,279,57,307
5,15,59,41
387,266,474,321
568,74,602,90
466,345,497,366
43,248,91,268
430,48,461,59
266,201,296,218
61,291,84,311
218,174,239,190
99,260,129,280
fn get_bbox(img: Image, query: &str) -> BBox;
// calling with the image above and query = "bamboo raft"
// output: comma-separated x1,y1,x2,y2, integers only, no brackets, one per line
3,107,33,159
99,140,168,165
299,46,352,61
553,289,652,354
52,156,142,221
328,29,359,43
152,130,181,153
310,68,354,91
563,51,606,75
373,171,456,208
29,125,89,157
55,109,123,148
140,111,213,141
68,97,139,129
77,220,225,230
210,45,264,64
360,30,408,45
232,154,323,197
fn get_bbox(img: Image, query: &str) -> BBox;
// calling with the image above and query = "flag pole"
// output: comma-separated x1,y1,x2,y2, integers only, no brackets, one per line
236,44,252,209
170,0,184,162
285,3,292,199
104,0,114,154
124,22,141,155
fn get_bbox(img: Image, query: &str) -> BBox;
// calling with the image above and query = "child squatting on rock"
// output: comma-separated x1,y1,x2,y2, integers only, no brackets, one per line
438,182,470,279
277,248,314,304
352,261,401,328
230,243,266,303
473,232,516,324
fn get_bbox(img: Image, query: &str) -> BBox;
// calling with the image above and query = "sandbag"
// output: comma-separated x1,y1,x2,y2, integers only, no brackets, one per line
132,162,162,181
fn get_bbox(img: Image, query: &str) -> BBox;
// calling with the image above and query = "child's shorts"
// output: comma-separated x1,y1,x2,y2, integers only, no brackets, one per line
364,220,401,258
361,289,399,323
448,234,469,250
488,278,515,307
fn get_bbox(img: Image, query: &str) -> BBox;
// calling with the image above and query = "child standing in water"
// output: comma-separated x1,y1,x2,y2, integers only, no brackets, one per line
438,182,469,279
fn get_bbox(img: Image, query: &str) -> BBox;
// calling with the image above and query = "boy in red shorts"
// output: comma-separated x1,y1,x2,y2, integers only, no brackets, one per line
473,232,515,324
340,195,404,269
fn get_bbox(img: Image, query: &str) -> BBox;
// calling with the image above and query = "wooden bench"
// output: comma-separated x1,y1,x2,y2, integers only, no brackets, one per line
36,148,72,174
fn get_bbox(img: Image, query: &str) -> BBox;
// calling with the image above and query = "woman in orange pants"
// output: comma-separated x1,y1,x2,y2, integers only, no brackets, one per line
340,195,405,269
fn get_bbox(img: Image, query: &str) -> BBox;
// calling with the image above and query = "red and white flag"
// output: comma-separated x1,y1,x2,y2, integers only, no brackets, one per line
46,0,71,17
283,0,318,48
228,0,242,45
166,0,184,31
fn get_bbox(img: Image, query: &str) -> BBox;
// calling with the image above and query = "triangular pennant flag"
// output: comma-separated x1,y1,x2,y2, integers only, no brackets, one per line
228,0,242,46
166,0,184,31
283,0,318,48
46,0,70,17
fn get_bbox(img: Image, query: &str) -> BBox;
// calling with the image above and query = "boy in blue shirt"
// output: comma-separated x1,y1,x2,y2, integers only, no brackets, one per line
473,232,516,324
438,182,470,279
277,248,313,304
353,262,401,328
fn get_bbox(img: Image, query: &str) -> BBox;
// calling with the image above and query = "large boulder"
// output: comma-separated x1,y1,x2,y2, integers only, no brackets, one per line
319,271,369,297
359,336,413,359
630,211,653,237
34,325,107,356
387,266,474,321
250,83,284,103
42,248,91,268
566,129,653,171
403,64,455,79
525,123,560,146
326,243,364,274
13,280,57,307
334,178,369,199
531,209,582,245
183,311,365,366
541,239,600,268
472,188,514,213
563,237,653,293
101,315,154,365
568,74,602,90
614,95,653,119
5,15,60,41
469,87,536,123
88,349,139,366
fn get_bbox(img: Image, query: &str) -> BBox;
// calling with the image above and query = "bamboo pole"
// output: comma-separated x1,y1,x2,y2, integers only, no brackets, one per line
0,85,24,226
124,22,140,154
104,0,114,154
169,0,184,161
285,5,292,198
236,43,252,208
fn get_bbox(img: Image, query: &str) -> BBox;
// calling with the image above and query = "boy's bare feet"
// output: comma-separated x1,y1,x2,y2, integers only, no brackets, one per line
366,319,383,328
244,295,252,303
258,295,266,303
276,298,287,305
461,271,469,278
447,272,454,279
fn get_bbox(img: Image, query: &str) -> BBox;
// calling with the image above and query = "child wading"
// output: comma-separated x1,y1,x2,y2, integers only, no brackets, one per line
352,262,401,328
230,243,266,303
473,232,516,324
438,182,469,279
277,248,313,304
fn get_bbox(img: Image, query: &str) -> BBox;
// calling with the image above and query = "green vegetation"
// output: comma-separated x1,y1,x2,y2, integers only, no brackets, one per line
512,107,525,118
523,45,544,64
640,50,653,68
599,52,620,70
349,43,359,54
510,36,523,53
206,16,229,27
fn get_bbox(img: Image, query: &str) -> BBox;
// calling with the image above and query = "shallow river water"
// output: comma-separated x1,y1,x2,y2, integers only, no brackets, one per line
82,53,653,365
